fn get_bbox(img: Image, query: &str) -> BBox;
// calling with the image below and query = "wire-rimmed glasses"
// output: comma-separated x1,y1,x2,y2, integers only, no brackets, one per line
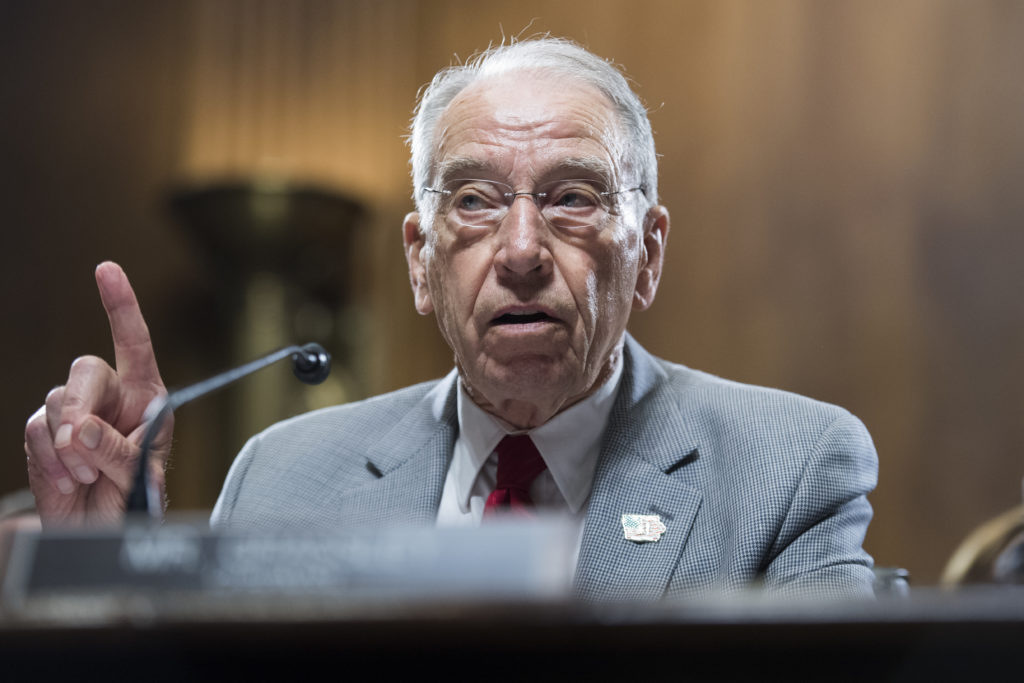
420,178,645,231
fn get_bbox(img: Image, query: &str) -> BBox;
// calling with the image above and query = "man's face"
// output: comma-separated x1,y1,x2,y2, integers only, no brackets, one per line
404,71,668,428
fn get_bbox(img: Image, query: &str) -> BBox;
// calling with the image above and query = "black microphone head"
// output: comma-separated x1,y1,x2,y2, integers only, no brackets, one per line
292,343,331,385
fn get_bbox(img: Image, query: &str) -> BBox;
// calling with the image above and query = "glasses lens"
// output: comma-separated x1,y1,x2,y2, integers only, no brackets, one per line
537,179,610,229
442,179,508,228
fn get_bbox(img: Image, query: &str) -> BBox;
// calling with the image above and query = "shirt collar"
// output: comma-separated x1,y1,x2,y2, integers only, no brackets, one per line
453,352,624,513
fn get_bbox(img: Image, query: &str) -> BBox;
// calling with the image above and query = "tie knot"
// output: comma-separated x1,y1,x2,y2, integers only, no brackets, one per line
494,435,546,491
483,435,547,517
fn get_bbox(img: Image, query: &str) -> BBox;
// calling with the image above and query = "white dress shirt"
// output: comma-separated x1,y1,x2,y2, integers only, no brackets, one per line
436,355,624,528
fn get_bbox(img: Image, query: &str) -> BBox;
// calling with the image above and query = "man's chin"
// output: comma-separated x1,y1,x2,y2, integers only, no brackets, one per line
466,354,580,398
500,356,570,382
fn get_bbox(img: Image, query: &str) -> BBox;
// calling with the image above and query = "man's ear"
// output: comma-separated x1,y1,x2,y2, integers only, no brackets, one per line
633,205,670,311
403,212,434,315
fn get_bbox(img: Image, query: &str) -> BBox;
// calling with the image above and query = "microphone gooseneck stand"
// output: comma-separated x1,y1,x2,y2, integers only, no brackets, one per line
124,342,331,521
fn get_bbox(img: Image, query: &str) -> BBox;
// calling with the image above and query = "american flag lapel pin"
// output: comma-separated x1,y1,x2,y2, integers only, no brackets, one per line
621,513,667,543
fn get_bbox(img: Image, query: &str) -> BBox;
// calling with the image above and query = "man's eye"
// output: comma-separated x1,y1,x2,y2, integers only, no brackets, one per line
555,191,596,208
551,185,601,209
456,193,487,211
450,183,503,212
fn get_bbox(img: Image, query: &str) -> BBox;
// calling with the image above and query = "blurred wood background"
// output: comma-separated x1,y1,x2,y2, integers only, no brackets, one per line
2,0,1023,584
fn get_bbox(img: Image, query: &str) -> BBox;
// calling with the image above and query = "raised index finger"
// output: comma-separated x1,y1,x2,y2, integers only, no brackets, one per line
95,262,162,384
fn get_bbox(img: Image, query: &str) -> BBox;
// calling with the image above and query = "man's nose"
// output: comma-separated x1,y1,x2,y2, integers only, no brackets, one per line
494,195,552,278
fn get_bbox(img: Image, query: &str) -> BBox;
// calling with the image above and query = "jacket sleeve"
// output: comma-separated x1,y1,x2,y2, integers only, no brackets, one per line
209,433,261,529
761,411,879,597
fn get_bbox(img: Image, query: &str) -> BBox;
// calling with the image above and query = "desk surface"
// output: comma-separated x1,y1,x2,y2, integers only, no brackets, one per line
3,526,1022,680
3,590,1023,681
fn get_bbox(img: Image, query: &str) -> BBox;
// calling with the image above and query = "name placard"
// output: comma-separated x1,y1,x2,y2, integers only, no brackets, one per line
2,518,574,618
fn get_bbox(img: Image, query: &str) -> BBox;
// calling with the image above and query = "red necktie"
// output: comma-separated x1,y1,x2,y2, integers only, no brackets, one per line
483,435,547,518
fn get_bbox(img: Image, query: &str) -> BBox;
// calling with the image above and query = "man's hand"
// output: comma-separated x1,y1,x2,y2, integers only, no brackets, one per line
23,262,172,527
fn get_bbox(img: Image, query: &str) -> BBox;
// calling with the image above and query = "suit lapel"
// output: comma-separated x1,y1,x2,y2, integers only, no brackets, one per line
574,337,704,601
328,373,459,528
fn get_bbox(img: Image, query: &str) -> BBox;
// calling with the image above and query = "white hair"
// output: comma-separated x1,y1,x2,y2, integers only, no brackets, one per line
409,37,659,221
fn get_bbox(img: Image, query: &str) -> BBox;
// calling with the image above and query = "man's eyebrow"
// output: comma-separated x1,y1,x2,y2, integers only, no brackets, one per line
434,156,493,185
546,157,616,184
434,156,616,185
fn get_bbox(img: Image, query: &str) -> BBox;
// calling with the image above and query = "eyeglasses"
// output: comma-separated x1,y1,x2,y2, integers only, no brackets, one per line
420,178,645,231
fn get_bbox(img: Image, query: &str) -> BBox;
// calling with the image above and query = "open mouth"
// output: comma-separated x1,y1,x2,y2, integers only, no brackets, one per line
491,311,558,326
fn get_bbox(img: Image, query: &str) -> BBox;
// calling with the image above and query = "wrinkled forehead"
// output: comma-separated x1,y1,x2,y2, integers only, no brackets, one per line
430,70,630,187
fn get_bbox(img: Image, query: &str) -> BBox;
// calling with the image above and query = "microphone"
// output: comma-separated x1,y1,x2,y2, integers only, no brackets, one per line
125,343,332,520
291,343,331,385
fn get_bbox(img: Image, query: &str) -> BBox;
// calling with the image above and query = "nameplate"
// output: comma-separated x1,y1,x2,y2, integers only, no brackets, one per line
2,518,574,616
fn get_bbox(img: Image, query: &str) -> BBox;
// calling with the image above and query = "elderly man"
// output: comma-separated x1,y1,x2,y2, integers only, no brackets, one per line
24,38,878,599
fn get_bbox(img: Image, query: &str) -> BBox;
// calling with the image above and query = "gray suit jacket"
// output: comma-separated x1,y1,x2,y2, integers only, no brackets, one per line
212,335,878,600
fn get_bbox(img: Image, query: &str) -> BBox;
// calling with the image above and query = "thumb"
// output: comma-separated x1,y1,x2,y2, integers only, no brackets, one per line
75,416,143,493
